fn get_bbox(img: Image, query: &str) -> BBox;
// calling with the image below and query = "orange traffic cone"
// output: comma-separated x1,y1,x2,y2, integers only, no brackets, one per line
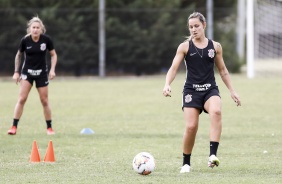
44,140,55,162
30,140,41,162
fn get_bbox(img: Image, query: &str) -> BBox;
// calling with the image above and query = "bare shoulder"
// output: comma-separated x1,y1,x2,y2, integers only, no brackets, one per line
211,40,222,53
177,40,189,55
211,40,221,48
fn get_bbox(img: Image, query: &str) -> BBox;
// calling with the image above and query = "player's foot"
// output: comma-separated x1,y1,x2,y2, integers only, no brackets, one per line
208,155,220,168
180,164,191,173
47,128,55,135
8,126,17,135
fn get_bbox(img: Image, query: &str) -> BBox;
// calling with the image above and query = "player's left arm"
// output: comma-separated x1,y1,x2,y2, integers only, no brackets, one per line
213,41,241,106
49,49,57,80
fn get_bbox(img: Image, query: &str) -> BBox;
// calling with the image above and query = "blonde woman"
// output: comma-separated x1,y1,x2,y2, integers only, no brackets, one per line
163,12,241,173
8,16,57,135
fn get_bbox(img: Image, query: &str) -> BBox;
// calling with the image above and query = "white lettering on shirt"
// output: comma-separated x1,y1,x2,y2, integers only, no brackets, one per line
27,69,42,76
193,83,211,91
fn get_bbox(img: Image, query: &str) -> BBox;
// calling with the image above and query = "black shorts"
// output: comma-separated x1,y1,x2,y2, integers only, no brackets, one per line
182,87,220,114
20,74,49,88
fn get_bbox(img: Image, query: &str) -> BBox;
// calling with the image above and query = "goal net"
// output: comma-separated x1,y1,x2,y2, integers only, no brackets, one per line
254,0,282,75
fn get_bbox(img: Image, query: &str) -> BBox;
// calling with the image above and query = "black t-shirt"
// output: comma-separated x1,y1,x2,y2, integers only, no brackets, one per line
183,39,217,92
19,34,54,77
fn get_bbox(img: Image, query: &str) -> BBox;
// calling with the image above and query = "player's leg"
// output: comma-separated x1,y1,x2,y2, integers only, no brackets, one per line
8,79,32,135
180,107,200,173
36,77,54,135
204,95,222,143
204,95,221,167
37,86,51,119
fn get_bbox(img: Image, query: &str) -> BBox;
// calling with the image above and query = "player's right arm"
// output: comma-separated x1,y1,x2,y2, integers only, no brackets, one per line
13,50,22,85
163,42,188,97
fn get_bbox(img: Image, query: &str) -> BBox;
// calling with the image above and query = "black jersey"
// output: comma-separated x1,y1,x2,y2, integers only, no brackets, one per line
19,34,54,78
184,39,217,92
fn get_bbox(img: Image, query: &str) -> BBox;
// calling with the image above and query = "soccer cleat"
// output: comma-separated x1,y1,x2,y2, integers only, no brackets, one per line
47,128,55,135
8,126,17,135
180,164,191,173
208,155,220,168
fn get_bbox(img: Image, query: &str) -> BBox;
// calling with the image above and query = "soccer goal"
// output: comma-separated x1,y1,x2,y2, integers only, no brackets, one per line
250,0,282,77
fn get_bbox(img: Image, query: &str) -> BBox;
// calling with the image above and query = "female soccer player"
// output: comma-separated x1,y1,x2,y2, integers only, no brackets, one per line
163,12,241,173
8,16,57,135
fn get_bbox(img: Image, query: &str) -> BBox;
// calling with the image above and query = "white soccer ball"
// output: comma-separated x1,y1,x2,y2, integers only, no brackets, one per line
132,152,156,175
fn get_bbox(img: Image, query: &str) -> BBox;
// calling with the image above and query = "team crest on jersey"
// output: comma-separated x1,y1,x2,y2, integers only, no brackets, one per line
185,94,192,103
208,49,215,58
40,43,46,51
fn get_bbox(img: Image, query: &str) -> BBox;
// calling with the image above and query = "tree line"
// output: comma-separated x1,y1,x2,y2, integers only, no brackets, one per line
0,0,242,76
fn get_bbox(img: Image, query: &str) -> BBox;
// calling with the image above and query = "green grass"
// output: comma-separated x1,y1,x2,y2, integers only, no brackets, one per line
0,73,281,184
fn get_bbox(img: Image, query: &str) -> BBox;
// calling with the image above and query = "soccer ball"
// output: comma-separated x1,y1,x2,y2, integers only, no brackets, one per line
132,152,156,175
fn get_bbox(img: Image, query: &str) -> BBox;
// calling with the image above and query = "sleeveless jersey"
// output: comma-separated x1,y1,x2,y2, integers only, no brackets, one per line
19,34,54,78
183,39,217,92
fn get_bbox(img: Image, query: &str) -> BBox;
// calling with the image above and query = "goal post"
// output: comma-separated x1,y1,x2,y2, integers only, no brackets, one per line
246,0,254,78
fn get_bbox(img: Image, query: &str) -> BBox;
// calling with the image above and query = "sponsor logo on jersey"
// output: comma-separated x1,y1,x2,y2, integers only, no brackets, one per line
28,69,42,76
27,46,32,49
208,49,215,58
185,94,192,103
193,83,211,91
190,53,197,56
40,43,46,51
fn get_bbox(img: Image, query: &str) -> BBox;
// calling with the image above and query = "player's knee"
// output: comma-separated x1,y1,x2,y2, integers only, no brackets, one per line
18,96,28,105
40,98,49,106
210,109,221,117
185,123,198,133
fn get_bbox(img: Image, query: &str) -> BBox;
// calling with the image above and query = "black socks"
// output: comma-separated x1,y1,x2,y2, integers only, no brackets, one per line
13,119,19,127
183,153,191,166
210,141,219,156
12,119,52,129
183,142,219,166
46,120,52,129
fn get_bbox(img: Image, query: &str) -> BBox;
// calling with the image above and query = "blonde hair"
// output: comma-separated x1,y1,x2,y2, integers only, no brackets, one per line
25,16,46,37
185,12,206,41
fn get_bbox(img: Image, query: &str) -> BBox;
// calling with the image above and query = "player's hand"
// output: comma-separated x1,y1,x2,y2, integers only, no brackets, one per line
12,72,20,85
49,70,56,80
163,85,171,97
231,92,241,106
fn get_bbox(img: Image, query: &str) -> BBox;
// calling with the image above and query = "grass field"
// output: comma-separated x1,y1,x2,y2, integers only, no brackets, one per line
0,73,281,184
